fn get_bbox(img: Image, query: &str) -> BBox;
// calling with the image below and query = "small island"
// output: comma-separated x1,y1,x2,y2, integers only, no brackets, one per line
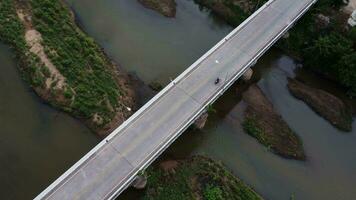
242,85,305,160
0,0,137,136
144,156,263,200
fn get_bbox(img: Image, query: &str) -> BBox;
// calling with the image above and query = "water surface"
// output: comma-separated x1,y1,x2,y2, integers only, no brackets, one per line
67,0,232,84
0,44,98,199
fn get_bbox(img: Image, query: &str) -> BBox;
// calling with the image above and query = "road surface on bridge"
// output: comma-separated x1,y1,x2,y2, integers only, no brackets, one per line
35,0,316,199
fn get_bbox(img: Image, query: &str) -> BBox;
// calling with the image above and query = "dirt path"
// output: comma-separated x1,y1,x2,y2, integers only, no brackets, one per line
17,9,66,90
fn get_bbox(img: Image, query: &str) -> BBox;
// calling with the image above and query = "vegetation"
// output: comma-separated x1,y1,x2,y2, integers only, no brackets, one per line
0,0,26,49
278,0,356,96
204,184,224,200
143,156,262,200
207,104,217,114
0,0,134,132
243,117,268,147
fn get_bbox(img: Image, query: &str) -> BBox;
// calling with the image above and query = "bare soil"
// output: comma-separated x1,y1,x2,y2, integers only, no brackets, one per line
16,8,66,91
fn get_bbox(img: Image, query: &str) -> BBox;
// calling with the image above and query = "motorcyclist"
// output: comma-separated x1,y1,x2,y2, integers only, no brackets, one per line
214,78,220,84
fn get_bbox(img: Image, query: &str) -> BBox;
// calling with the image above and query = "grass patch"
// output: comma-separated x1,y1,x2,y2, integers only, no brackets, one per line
243,117,269,148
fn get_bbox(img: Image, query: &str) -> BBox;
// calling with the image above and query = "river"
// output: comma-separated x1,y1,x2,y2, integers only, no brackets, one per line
0,44,98,199
1,0,355,199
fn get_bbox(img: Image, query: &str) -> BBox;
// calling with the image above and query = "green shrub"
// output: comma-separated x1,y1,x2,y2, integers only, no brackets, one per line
243,118,265,142
337,53,356,96
349,27,356,43
303,33,353,74
204,184,224,200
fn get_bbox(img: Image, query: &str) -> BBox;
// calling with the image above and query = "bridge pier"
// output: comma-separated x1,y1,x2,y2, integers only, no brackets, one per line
241,68,253,82
250,60,257,67
194,111,209,129
282,31,290,39
131,175,147,190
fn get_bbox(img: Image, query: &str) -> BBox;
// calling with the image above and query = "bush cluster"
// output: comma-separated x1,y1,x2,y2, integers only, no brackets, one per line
280,0,356,96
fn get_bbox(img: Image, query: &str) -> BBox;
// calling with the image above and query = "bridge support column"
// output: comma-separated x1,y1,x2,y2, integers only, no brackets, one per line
250,60,257,67
282,31,290,39
131,174,147,190
194,112,209,129
241,68,253,82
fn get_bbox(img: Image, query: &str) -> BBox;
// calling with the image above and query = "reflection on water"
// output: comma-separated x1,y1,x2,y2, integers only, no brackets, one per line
0,44,98,199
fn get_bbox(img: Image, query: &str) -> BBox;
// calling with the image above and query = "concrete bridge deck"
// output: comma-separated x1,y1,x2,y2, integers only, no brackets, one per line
35,0,316,199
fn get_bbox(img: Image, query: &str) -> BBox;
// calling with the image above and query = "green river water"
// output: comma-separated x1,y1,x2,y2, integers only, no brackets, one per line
0,0,355,199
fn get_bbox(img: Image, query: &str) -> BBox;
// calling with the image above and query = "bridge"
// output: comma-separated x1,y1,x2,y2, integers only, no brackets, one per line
35,0,316,199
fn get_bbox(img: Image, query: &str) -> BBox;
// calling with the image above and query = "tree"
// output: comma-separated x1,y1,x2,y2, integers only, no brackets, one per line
337,53,356,96
303,33,353,74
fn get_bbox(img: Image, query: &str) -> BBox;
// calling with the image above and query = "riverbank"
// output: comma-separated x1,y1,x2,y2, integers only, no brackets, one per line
242,84,305,160
0,0,137,136
143,156,263,199
287,78,352,131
